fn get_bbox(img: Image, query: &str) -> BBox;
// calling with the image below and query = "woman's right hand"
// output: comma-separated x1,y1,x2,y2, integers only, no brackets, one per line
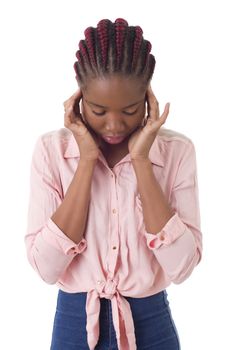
63,89,100,161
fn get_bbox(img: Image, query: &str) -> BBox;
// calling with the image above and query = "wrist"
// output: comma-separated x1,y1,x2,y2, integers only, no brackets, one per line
131,156,150,163
79,158,98,166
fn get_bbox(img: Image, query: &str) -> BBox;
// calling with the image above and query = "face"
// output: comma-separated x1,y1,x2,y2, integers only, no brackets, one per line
80,75,147,151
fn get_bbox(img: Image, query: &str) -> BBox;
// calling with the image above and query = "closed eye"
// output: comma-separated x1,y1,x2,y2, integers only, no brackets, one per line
123,110,138,115
92,111,105,116
92,110,138,116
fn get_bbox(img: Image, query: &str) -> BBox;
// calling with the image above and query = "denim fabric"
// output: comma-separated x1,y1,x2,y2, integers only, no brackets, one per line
50,289,181,350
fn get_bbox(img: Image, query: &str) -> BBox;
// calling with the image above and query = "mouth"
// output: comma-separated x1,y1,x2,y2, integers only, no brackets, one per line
102,135,126,144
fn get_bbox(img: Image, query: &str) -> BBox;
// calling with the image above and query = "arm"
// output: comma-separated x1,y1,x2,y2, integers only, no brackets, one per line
132,158,174,234
51,158,96,244
132,140,202,284
24,135,96,284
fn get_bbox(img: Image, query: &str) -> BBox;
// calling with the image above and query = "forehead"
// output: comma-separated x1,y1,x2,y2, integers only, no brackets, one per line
83,75,146,107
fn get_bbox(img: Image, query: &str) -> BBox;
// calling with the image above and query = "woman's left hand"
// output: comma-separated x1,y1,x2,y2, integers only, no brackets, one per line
128,85,170,160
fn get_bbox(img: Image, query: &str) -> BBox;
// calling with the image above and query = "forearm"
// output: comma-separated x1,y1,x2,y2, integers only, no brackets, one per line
51,158,97,244
132,158,174,234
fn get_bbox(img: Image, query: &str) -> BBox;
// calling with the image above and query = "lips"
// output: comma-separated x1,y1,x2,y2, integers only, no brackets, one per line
102,135,126,144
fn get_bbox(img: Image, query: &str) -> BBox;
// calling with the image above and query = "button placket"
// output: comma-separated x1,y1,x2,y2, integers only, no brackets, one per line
108,172,119,276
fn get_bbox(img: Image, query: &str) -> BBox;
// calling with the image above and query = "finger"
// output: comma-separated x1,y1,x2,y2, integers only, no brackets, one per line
70,88,82,101
147,85,160,117
147,85,159,104
64,111,73,128
63,89,82,107
64,106,79,124
159,103,170,124
71,89,82,101
146,94,159,120
64,111,84,132
64,95,83,118
63,94,81,110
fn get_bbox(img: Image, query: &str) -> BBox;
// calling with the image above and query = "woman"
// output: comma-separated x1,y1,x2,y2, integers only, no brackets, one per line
25,18,202,350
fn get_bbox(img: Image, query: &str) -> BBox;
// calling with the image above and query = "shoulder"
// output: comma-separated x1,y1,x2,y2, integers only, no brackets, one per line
38,127,71,145
157,127,195,153
157,127,193,145
31,129,73,181
151,127,196,167
34,128,72,157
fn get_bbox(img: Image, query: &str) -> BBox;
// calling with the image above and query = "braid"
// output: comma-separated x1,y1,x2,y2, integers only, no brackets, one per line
97,20,111,70
123,26,136,74
74,18,156,87
115,18,128,70
84,27,96,67
132,26,143,69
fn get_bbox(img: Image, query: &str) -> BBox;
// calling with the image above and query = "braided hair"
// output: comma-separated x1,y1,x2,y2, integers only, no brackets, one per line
74,18,156,89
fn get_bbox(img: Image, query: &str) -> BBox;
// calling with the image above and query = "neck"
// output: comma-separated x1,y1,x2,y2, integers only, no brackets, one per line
101,138,129,155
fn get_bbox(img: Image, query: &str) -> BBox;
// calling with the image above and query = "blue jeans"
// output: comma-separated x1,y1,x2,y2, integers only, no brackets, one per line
50,289,181,350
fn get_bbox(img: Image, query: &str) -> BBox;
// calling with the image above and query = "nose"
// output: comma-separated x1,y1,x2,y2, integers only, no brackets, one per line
105,114,126,134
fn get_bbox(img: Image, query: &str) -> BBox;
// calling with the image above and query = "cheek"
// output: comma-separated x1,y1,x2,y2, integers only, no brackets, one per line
81,107,101,130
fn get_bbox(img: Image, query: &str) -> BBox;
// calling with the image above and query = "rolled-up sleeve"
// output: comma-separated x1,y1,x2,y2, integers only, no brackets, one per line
24,135,87,284
144,140,202,284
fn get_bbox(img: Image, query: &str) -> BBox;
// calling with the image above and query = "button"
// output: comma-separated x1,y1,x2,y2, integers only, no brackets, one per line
112,246,117,250
112,209,116,214
149,240,155,248
111,174,114,178
160,235,165,241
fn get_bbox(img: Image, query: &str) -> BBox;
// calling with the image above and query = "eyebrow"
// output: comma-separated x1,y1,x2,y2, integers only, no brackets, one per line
85,98,144,109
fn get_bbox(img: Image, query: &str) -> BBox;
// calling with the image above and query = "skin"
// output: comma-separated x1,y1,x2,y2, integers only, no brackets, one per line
80,75,147,158
62,75,173,239
64,74,170,164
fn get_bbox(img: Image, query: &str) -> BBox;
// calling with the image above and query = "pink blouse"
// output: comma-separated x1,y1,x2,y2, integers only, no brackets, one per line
24,127,202,350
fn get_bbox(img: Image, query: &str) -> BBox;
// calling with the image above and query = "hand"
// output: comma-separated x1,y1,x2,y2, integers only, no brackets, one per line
128,85,170,160
63,89,101,161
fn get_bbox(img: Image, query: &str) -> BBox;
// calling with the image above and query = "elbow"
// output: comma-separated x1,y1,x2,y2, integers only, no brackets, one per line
25,233,74,285
25,243,70,285
28,253,61,285
34,259,60,284
171,248,202,284
37,271,58,285
39,275,60,285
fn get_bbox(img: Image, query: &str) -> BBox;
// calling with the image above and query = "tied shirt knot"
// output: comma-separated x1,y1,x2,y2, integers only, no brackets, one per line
86,276,137,350
96,277,118,299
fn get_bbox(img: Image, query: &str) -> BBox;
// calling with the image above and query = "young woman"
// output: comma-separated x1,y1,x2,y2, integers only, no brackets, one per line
25,18,202,350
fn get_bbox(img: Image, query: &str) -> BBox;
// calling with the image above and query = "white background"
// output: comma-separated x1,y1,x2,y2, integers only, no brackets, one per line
0,0,232,349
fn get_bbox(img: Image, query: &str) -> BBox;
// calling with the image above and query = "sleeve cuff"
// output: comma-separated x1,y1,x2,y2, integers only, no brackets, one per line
41,218,87,256
144,213,186,250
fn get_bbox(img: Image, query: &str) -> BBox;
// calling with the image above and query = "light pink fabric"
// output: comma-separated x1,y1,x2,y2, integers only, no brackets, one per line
25,127,202,350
